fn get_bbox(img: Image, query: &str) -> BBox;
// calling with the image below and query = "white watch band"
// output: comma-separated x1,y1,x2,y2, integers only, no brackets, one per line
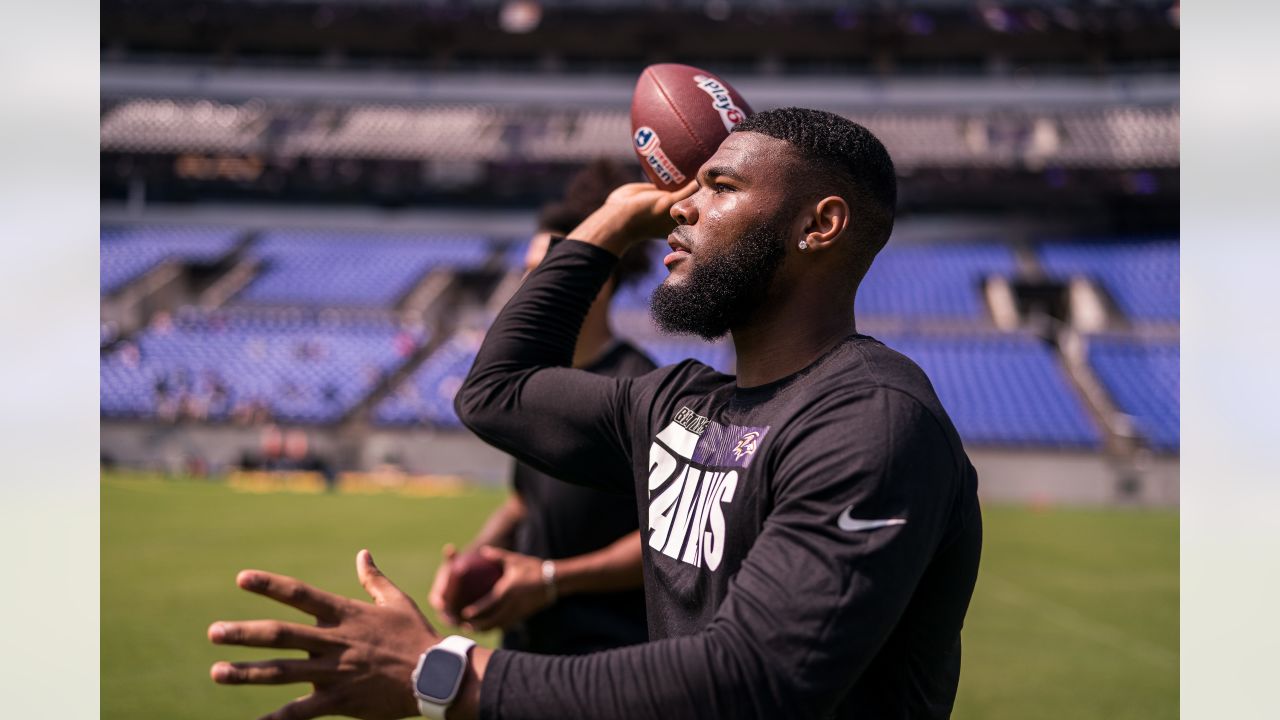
416,635,477,719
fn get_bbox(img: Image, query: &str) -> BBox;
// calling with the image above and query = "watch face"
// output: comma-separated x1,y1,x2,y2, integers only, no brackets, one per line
415,649,465,702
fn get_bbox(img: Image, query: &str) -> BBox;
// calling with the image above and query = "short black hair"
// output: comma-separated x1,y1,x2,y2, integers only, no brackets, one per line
539,158,651,287
733,107,897,260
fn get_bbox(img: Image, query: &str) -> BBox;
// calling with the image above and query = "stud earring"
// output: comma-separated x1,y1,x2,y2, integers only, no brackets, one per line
798,240,809,251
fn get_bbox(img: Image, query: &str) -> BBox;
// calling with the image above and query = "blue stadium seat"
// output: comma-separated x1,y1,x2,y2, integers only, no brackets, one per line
880,332,1102,449
235,230,493,307
856,243,1016,320
101,226,243,295
1087,336,1179,451
100,312,420,424
373,334,482,428
505,238,533,271
1038,240,1178,322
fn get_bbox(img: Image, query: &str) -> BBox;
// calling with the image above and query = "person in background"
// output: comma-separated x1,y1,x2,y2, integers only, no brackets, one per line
427,160,656,654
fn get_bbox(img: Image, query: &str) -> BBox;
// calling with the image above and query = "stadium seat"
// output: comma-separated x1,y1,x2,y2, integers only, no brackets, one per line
101,225,243,295
1087,336,1179,451
1038,240,1179,322
856,243,1017,320
100,311,421,424
235,230,493,307
881,332,1102,449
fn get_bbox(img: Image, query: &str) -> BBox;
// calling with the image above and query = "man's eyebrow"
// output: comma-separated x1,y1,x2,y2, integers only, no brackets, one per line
699,165,748,184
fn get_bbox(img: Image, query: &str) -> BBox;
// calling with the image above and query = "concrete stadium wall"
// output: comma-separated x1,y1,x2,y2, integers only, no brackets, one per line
99,421,515,486
968,448,1178,507
361,429,512,487
101,422,1178,507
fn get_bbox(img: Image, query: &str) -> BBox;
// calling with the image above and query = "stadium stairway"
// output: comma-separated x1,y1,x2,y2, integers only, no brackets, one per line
337,325,453,429
1059,328,1136,451
102,226,255,346
336,251,510,431
197,245,263,310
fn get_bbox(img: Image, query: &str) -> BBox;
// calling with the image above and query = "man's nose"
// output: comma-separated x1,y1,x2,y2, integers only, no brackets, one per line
671,195,697,225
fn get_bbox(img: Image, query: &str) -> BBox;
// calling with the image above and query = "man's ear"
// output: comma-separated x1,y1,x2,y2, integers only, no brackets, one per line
801,196,851,253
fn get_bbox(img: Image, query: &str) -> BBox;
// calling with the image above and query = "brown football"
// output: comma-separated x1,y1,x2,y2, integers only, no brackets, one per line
443,550,504,615
630,63,754,190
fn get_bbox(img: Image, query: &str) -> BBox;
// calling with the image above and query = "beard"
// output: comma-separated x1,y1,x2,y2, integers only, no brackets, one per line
649,220,789,341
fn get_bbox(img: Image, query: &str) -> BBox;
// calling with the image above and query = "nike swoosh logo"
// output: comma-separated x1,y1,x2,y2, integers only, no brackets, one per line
837,509,906,532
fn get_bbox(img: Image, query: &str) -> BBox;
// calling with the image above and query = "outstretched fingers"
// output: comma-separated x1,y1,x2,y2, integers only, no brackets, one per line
208,619,334,653
236,570,348,622
211,658,336,686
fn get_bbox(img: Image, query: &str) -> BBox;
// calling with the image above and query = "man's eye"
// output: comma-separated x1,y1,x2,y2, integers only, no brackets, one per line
712,183,734,193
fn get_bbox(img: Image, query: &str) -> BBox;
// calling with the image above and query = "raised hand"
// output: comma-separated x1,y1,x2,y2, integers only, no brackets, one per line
568,179,699,256
209,550,435,720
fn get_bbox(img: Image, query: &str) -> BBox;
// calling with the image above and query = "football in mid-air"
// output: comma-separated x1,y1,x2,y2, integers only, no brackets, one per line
443,550,504,614
630,63,754,190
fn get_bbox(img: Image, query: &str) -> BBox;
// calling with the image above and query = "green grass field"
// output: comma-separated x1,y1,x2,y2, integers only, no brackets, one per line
102,471,1177,719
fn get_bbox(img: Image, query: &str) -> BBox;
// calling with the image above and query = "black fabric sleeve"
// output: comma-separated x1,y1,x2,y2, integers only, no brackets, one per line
454,239,636,493
478,387,970,719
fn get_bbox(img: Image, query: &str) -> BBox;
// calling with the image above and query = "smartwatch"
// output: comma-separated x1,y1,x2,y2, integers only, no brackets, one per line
410,635,477,719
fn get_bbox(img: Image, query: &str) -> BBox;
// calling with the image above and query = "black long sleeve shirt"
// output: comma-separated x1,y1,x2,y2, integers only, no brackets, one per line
456,239,983,719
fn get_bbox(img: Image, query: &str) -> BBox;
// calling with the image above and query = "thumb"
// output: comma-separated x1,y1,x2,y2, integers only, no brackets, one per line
357,549,408,607
442,543,458,562
477,545,510,563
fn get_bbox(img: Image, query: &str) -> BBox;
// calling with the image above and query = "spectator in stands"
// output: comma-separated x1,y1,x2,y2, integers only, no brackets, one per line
231,395,271,425
206,371,231,419
151,310,173,335
294,338,326,361
181,389,209,422
427,159,656,654
394,327,419,358
117,340,140,369
154,371,181,422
